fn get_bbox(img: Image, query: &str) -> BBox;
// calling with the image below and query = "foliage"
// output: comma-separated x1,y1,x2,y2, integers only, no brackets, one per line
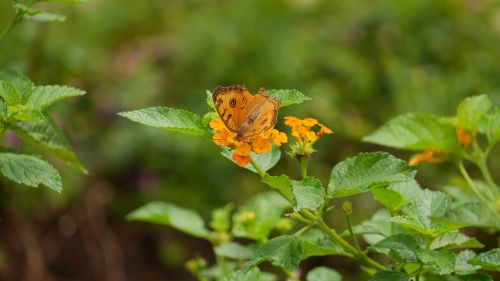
123,91,500,280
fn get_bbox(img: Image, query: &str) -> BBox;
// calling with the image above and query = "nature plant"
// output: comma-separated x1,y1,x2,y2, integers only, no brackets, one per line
0,0,86,39
121,90,500,281
0,0,86,192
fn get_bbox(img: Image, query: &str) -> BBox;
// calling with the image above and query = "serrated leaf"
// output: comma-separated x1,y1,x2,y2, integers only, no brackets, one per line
306,267,342,281
253,235,303,271
205,90,215,110
25,85,84,110
456,95,491,131
221,145,281,173
328,152,415,198
387,178,423,204
119,107,207,136
369,234,419,263
417,249,455,275
215,242,255,260
232,192,290,241
369,271,409,281
397,189,452,236
267,89,311,107
291,176,325,212
478,106,500,144
210,203,233,232
0,70,33,97
12,116,87,173
469,249,500,272
455,250,480,275
363,113,460,153
437,202,500,230
127,201,209,238
261,174,293,202
371,186,404,212
0,151,62,192
221,267,261,281
356,209,392,245
0,80,21,105
430,232,483,250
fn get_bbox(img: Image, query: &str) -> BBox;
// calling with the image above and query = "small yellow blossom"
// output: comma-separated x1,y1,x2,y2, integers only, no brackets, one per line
284,116,333,157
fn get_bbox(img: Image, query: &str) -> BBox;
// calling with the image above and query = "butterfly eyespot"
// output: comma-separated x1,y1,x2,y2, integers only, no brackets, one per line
229,98,237,108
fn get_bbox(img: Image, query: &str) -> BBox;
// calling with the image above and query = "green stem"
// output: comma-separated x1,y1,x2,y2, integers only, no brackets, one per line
251,159,387,273
476,158,500,202
299,156,308,179
215,253,228,276
301,209,386,272
457,161,500,217
345,211,362,254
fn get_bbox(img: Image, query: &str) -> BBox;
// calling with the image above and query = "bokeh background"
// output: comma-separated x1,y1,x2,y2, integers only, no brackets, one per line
1,0,500,280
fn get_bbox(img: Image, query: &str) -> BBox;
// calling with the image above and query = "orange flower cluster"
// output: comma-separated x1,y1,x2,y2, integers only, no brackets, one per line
284,116,333,157
408,149,444,166
209,118,287,167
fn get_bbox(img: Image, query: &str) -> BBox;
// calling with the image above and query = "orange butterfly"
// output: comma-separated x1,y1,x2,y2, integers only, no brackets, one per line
212,85,280,141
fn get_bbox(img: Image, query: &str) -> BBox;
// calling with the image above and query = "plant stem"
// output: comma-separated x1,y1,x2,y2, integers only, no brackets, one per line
299,156,308,179
300,209,387,272
251,159,387,273
457,161,500,218
345,210,362,254
250,158,266,178
476,158,500,202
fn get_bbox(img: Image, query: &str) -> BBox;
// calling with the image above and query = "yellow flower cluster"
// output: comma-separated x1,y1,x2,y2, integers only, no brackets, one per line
284,116,333,157
209,118,287,167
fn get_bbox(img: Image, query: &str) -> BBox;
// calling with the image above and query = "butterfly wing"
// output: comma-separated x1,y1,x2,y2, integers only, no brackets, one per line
212,85,253,133
238,88,280,139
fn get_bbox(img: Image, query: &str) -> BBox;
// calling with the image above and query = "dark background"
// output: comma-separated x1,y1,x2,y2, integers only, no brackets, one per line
1,0,500,280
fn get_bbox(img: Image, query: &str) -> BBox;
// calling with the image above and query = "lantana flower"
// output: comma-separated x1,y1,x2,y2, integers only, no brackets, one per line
408,148,444,166
209,118,287,167
284,116,333,159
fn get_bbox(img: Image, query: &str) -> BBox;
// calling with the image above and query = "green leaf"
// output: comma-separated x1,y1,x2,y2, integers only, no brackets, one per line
0,80,21,105
371,186,404,212
232,192,290,241
369,234,419,263
221,145,281,173
426,274,493,281
478,106,500,144
0,151,62,192
126,201,209,238
469,249,500,272
455,250,480,275
417,249,455,275
306,267,342,281
267,89,311,107
0,70,34,97
25,85,85,110
291,176,325,212
215,242,255,260
437,202,500,230
12,116,87,173
430,232,483,250
205,90,215,110
363,113,460,153
369,271,409,281
261,174,293,202
328,152,415,198
253,235,303,271
356,209,392,245
456,95,491,131
210,203,233,232
221,267,261,281
301,228,351,258
24,12,66,22
394,189,452,236
387,178,423,204
119,107,207,137
13,108,46,122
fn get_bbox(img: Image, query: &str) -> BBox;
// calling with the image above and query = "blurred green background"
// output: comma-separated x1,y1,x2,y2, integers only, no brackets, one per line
1,0,500,280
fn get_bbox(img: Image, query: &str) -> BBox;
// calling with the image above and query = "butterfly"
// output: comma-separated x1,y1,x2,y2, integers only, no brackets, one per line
212,85,280,141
